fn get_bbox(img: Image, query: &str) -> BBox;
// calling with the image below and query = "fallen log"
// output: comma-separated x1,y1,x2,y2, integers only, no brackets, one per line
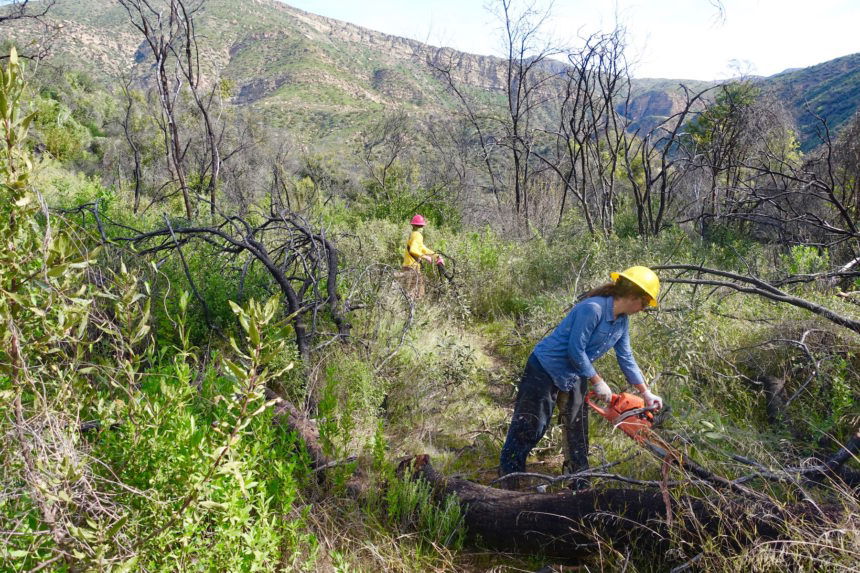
269,393,327,469
823,429,860,474
267,390,842,560
269,390,369,495
398,455,838,559
811,428,860,488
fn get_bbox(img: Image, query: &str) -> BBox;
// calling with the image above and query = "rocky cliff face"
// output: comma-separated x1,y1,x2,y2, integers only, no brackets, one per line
625,90,683,119
617,88,706,134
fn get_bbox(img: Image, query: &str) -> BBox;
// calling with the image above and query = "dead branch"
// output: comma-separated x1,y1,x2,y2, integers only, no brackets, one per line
163,214,214,329
731,430,860,488
105,207,349,361
0,0,55,24
655,263,860,335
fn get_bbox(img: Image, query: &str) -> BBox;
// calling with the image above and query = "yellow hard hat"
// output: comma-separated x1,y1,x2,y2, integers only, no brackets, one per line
610,266,660,307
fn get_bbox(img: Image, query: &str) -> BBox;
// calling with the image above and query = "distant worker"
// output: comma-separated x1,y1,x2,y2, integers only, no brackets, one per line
499,266,663,488
399,214,443,299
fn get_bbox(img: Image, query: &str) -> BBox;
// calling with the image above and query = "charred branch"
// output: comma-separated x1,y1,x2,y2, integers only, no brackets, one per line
102,207,349,361
655,264,860,335
0,0,55,24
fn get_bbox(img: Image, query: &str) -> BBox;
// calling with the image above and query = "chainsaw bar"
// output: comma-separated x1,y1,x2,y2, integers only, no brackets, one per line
586,392,773,501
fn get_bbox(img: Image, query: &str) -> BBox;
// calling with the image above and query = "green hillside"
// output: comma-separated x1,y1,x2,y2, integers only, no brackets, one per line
29,0,506,149
764,53,860,149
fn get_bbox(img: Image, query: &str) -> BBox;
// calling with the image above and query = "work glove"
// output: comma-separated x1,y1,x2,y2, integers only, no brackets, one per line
641,390,663,410
590,379,613,403
435,256,444,266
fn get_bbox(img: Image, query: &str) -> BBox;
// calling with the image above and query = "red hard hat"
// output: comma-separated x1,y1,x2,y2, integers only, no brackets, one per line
410,214,427,226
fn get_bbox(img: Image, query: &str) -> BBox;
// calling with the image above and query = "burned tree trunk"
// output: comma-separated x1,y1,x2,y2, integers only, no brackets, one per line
269,391,368,496
395,455,833,559
809,428,860,488
403,455,684,557
267,391,840,560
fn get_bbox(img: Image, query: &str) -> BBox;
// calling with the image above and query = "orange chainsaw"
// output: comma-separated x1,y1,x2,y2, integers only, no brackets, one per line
586,392,657,444
586,391,771,500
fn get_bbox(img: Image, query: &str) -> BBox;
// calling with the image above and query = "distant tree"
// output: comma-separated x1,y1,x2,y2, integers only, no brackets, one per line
739,109,860,263
0,0,58,61
547,29,631,234
424,49,505,213
797,110,860,251
120,79,146,214
426,0,561,228
721,91,801,240
680,81,764,237
421,113,475,210
360,110,414,204
118,0,225,219
492,0,561,225
0,0,54,25
622,83,716,237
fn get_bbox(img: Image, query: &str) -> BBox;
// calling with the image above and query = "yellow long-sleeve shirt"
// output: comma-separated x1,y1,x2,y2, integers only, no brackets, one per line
402,230,434,269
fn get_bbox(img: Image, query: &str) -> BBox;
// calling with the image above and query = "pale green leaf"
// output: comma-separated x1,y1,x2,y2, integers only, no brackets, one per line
223,359,246,380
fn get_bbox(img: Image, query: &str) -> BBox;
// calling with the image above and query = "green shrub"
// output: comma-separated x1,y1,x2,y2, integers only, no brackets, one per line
94,297,316,571
781,244,830,275
352,161,461,228
33,96,93,161
384,476,465,550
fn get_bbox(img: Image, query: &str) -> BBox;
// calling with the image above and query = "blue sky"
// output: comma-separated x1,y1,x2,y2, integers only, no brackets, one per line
281,0,860,80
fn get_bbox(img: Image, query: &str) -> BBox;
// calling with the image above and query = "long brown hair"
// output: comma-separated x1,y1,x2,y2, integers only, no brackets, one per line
580,277,649,302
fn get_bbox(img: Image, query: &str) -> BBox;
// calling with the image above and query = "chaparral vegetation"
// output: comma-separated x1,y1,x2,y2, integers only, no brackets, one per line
1,0,858,571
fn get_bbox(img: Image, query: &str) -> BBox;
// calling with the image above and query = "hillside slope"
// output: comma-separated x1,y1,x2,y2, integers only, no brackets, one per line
764,53,860,149
28,0,510,145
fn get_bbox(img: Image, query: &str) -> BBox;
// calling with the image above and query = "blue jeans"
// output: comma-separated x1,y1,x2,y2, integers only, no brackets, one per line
499,354,589,475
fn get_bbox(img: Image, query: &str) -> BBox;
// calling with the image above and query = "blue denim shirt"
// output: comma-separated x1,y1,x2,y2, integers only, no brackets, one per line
532,295,645,391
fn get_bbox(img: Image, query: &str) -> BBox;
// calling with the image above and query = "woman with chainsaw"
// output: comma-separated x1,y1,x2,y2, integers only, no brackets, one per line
499,266,663,487
398,214,443,299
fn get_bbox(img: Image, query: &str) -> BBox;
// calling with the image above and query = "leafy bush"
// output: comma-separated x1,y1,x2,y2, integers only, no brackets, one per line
383,476,465,550
0,57,321,568
32,95,93,161
353,161,461,228
781,244,830,275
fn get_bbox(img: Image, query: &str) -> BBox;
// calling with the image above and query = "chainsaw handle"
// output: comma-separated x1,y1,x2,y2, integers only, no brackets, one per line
587,390,660,410
585,390,615,405
585,391,614,417
586,391,658,419
615,406,656,424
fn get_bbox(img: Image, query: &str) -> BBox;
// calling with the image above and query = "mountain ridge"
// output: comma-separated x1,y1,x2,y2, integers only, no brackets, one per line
8,0,859,150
